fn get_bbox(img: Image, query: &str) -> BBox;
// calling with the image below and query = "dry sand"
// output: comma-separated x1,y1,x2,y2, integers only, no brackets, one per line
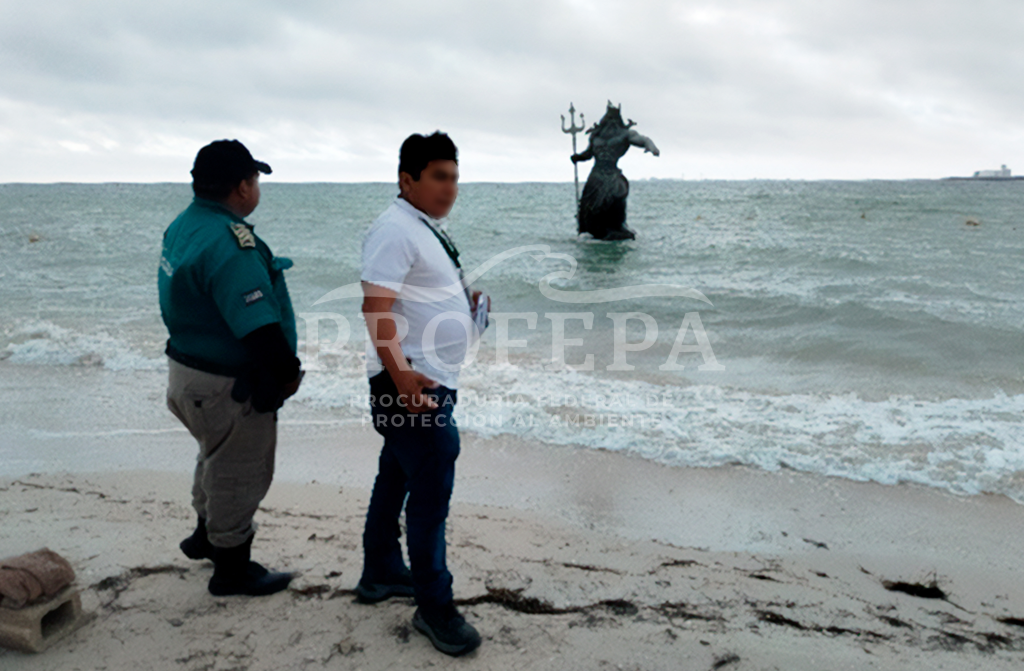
3,429,1024,670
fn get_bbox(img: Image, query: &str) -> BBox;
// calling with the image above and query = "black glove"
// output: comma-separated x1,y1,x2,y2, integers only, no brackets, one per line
232,323,301,413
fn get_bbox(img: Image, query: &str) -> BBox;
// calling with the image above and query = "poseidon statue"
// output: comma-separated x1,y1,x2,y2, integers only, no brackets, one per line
571,102,660,240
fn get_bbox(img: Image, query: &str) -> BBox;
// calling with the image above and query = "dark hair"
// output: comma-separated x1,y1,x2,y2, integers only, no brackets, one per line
192,172,256,201
398,132,458,181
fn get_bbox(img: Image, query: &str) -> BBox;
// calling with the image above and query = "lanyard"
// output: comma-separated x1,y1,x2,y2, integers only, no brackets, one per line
419,217,460,268
419,217,472,309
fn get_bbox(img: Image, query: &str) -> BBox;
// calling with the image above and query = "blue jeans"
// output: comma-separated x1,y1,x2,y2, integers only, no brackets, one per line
362,370,460,610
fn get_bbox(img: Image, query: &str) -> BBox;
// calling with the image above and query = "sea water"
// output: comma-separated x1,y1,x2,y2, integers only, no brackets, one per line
2,181,1023,500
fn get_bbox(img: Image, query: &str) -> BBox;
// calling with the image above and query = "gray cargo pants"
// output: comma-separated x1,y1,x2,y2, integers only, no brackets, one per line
166,358,277,548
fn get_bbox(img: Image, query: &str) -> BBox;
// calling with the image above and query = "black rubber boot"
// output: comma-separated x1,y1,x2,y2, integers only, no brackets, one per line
179,516,214,560
412,602,481,657
208,535,293,597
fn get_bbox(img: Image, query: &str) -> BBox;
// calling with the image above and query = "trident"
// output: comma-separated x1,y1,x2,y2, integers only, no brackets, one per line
561,102,585,214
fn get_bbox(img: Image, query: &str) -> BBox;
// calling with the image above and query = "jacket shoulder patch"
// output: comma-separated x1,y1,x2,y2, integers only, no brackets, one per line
242,288,265,306
230,223,256,249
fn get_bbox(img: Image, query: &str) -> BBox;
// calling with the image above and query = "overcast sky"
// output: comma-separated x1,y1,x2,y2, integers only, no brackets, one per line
2,0,1022,182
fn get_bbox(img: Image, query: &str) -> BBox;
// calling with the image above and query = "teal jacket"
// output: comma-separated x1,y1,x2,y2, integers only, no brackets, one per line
158,198,297,369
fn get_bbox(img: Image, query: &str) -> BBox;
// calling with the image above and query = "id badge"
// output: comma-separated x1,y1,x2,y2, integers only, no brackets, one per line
473,292,489,332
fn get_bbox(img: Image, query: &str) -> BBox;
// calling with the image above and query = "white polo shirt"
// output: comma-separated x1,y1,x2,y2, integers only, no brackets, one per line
362,197,477,389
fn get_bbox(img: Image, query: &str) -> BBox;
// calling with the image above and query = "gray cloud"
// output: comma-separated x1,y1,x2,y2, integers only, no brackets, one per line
1,0,1021,181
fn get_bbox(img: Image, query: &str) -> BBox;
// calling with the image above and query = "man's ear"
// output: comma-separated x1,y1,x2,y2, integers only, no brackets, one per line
230,180,246,202
235,176,254,200
398,171,415,195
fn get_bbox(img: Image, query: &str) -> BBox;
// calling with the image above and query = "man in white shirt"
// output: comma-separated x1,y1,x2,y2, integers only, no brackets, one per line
357,132,488,657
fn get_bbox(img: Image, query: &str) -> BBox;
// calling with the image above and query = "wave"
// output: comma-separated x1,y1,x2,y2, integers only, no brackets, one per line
291,341,1024,504
8,320,1024,504
2,320,166,371
456,366,1024,503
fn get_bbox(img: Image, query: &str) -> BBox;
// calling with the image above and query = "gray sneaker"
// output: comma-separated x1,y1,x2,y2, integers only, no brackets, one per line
412,603,481,656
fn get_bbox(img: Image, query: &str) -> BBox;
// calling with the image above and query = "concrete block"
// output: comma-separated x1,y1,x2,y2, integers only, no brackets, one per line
0,586,84,653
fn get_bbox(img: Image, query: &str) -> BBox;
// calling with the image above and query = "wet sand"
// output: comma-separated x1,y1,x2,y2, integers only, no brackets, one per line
3,431,1024,669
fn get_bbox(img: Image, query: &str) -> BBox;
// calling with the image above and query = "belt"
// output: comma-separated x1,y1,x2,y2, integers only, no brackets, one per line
165,341,246,378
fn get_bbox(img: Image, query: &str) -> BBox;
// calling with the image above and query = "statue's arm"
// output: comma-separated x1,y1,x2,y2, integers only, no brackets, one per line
628,130,660,156
571,143,594,163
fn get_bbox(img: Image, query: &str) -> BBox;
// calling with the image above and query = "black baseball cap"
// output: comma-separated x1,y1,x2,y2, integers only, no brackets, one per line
191,139,272,189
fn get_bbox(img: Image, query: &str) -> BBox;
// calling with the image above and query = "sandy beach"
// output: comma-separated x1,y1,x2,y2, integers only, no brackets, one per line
3,410,1024,670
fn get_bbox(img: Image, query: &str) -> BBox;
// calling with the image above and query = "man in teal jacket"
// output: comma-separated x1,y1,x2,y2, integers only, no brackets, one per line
159,139,302,597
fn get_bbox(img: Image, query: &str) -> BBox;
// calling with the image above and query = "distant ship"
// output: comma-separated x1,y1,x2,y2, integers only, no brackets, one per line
944,164,1024,180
